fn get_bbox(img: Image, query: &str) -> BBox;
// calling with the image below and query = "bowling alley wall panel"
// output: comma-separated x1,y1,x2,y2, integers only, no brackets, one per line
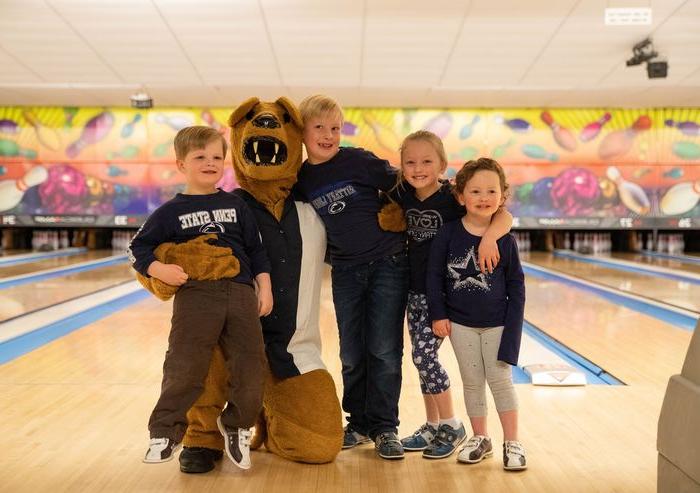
0,106,698,229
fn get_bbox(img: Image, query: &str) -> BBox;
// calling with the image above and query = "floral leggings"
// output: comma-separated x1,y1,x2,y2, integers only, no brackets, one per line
407,291,451,395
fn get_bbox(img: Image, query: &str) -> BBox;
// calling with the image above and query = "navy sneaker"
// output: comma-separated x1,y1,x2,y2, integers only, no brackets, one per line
422,423,467,459
375,432,405,460
503,440,527,471
342,425,372,449
401,423,438,451
457,435,493,464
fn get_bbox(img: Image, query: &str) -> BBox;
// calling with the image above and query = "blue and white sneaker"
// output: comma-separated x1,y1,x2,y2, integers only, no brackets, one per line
401,423,438,451
422,423,467,459
342,425,372,449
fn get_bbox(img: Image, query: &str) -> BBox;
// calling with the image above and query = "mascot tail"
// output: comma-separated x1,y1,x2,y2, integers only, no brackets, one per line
250,410,268,450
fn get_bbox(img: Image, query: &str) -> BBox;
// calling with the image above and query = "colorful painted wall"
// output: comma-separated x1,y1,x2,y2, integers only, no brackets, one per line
0,106,698,228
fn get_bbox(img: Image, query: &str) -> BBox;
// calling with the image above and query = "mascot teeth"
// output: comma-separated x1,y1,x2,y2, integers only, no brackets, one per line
244,136,287,166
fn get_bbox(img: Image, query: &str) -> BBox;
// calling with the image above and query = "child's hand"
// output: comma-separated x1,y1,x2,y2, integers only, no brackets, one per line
478,238,500,274
432,319,451,338
255,273,273,317
147,261,188,286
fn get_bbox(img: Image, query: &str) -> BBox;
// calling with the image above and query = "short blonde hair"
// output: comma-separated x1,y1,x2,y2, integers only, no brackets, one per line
174,126,227,161
299,94,344,124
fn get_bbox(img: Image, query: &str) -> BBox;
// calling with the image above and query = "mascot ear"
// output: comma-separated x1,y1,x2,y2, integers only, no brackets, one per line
229,97,260,128
275,96,303,131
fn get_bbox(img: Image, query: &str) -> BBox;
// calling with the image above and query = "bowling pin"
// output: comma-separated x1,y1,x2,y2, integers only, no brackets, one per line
671,141,700,160
363,112,401,153
423,112,453,139
22,110,61,151
121,113,142,138
540,111,577,151
155,113,192,132
66,111,115,158
606,166,650,215
580,113,611,142
459,115,480,140
494,115,532,133
0,139,37,159
0,165,48,213
598,115,651,160
60,230,70,249
659,181,700,215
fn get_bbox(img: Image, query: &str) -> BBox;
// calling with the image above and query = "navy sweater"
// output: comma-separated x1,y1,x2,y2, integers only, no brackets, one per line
426,220,525,365
294,147,406,266
391,180,463,294
128,190,270,285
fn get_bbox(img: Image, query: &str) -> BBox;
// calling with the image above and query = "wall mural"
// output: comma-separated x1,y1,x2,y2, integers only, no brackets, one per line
0,106,698,228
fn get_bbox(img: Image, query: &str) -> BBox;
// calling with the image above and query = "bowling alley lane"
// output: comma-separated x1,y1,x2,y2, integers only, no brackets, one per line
0,262,135,322
611,252,700,276
525,251,700,313
0,250,117,278
523,273,692,387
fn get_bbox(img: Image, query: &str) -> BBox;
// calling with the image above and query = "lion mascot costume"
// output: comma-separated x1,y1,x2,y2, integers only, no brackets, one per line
139,97,344,472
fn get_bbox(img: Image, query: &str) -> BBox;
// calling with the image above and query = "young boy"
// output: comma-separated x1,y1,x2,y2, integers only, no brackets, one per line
128,126,272,470
294,95,409,460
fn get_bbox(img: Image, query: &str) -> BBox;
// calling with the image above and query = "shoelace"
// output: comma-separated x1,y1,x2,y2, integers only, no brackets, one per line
239,429,252,446
378,433,400,445
412,423,433,438
465,436,483,448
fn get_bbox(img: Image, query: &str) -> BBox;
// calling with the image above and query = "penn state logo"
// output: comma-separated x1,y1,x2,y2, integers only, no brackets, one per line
200,222,225,233
328,201,346,214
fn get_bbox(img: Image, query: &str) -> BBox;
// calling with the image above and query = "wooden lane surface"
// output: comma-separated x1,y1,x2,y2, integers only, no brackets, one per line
526,252,700,313
611,252,700,276
0,263,136,322
0,268,678,492
523,272,691,387
0,250,116,278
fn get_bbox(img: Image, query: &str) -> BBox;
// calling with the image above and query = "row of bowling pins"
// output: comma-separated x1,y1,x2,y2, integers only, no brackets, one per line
112,230,134,252
568,232,612,254
639,233,685,254
514,232,532,253
32,230,70,251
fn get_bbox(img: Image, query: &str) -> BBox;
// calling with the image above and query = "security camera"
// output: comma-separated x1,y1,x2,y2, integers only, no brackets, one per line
130,92,153,109
626,37,658,66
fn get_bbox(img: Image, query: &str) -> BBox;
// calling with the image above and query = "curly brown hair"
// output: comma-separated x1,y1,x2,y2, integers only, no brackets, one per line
454,157,510,200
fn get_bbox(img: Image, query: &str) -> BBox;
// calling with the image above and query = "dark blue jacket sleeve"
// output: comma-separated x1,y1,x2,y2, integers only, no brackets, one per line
497,235,525,366
127,207,168,277
239,201,271,277
363,149,399,192
426,222,453,322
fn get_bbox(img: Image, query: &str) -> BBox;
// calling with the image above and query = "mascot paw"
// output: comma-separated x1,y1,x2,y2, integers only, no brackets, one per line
251,411,267,450
378,202,406,232
136,273,179,301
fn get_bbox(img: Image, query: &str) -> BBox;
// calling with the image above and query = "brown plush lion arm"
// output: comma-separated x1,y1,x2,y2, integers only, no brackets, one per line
377,192,406,232
135,234,240,301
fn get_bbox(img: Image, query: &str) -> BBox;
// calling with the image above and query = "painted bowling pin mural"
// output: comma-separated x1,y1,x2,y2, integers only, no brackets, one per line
0,165,48,212
598,115,651,160
660,181,700,216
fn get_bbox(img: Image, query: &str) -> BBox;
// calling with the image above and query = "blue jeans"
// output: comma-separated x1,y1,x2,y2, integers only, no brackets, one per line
331,251,409,440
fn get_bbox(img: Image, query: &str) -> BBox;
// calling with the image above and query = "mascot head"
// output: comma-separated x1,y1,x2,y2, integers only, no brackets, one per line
229,97,303,189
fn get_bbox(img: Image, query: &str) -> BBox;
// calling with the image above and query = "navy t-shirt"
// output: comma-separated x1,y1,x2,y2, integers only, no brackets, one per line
295,147,405,266
128,189,270,285
426,220,525,365
391,180,463,293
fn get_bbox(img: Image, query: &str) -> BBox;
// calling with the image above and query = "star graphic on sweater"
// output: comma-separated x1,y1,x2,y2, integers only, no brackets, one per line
447,247,490,291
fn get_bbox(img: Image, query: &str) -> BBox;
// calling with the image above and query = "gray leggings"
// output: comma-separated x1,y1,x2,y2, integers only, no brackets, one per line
450,323,518,418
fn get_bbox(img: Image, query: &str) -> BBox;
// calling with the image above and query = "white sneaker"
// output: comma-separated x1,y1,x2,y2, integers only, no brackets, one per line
503,440,527,470
143,437,181,463
457,435,492,464
217,416,252,470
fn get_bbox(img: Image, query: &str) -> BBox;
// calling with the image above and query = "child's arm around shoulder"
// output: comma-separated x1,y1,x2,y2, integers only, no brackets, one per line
478,206,514,274
355,147,399,192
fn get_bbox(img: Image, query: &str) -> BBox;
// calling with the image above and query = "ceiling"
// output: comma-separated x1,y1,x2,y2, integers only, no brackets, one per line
1,0,699,109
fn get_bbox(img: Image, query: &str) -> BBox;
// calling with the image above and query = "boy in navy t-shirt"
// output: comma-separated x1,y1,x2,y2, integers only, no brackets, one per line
294,95,409,460
128,126,271,470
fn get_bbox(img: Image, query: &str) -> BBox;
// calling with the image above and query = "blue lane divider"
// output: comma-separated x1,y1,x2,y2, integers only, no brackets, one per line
512,366,530,384
522,321,623,385
0,248,89,267
553,250,700,285
523,263,698,331
0,255,128,290
641,250,700,266
0,288,150,365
